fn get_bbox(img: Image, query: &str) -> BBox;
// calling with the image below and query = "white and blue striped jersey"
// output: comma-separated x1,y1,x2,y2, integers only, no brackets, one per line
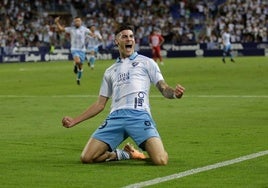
87,30,102,49
222,32,231,46
99,52,164,115
65,26,91,52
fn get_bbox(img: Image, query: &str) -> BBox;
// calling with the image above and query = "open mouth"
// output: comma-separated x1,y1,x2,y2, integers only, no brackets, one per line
125,44,132,49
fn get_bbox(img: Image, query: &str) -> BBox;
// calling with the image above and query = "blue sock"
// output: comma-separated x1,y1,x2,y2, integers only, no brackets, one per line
77,69,83,80
89,56,95,67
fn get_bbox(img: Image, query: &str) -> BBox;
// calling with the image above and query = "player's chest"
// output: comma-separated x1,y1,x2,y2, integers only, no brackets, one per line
111,62,147,83
71,29,85,36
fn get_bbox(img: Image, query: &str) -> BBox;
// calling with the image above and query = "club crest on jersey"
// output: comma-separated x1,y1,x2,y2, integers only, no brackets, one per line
118,72,130,82
132,61,139,67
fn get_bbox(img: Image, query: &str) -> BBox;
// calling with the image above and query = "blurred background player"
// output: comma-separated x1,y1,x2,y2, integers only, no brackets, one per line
54,16,92,85
222,27,235,63
149,29,165,66
86,25,103,70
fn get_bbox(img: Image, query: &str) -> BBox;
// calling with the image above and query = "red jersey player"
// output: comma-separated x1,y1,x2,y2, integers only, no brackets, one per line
149,29,165,65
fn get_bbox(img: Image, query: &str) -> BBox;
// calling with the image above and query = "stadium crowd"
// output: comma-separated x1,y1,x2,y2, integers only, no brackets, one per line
0,0,267,54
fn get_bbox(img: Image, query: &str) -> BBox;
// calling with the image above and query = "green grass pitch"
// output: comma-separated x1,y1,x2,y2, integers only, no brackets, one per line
0,56,267,187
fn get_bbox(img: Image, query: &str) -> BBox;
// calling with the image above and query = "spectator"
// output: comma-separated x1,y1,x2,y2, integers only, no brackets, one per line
0,0,267,52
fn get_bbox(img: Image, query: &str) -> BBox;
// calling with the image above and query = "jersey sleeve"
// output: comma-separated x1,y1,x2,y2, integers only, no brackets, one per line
147,58,164,85
99,70,112,98
97,32,102,40
64,27,71,33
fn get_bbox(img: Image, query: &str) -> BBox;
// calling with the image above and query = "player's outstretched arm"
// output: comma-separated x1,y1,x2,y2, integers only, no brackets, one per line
62,96,109,128
54,17,65,32
156,80,185,99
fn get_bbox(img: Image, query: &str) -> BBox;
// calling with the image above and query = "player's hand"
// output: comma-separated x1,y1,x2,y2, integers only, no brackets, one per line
174,84,185,99
62,116,75,128
54,16,60,23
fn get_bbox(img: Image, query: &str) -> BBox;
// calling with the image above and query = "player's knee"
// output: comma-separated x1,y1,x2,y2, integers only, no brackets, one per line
152,152,168,165
80,154,94,164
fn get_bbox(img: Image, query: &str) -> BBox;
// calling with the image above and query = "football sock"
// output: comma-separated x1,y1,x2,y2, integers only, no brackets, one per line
115,149,130,160
89,56,95,67
77,69,83,80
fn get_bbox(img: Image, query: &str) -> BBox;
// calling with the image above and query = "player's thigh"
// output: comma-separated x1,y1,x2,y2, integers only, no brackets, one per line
81,138,109,159
72,51,85,64
145,137,167,158
125,110,160,148
89,50,95,55
73,55,80,63
156,48,161,57
145,137,168,165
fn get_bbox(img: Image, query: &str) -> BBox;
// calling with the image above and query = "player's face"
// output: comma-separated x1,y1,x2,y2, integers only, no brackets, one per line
73,18,82,28
90,26,95,32
115,30,135,58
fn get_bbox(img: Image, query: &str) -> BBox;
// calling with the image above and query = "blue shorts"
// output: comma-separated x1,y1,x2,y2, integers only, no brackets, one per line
223,44,231,52
71,50,86,64
87,46,99,53
92,109,160,151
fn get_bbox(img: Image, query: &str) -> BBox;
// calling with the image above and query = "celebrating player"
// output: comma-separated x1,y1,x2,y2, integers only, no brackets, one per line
222,27,235,63
86,25,103,70
62,23,185,165
54,16,92,85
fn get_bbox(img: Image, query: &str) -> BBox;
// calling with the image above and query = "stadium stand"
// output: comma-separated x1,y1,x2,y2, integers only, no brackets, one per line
0,0,267,54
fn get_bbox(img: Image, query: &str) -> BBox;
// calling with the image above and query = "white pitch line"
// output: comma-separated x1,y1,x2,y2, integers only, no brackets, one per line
122,150,268,188
188,95,268,98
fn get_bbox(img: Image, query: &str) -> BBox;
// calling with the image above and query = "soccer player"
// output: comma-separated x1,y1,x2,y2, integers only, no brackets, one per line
222,27,235,63
54,16,92,85
62,23,185,165
149,29,165,65
86,25,103,70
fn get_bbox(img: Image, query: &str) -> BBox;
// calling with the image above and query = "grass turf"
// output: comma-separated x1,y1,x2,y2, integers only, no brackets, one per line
0,56,267,187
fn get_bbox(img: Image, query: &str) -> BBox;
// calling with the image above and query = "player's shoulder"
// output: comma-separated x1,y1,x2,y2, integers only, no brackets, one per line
104,61,117,75
136,54,152,62
77,25,89,32
134,54,157,67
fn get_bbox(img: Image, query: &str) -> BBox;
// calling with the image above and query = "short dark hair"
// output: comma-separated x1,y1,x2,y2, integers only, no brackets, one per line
88,24,95,28
115,23,134,36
